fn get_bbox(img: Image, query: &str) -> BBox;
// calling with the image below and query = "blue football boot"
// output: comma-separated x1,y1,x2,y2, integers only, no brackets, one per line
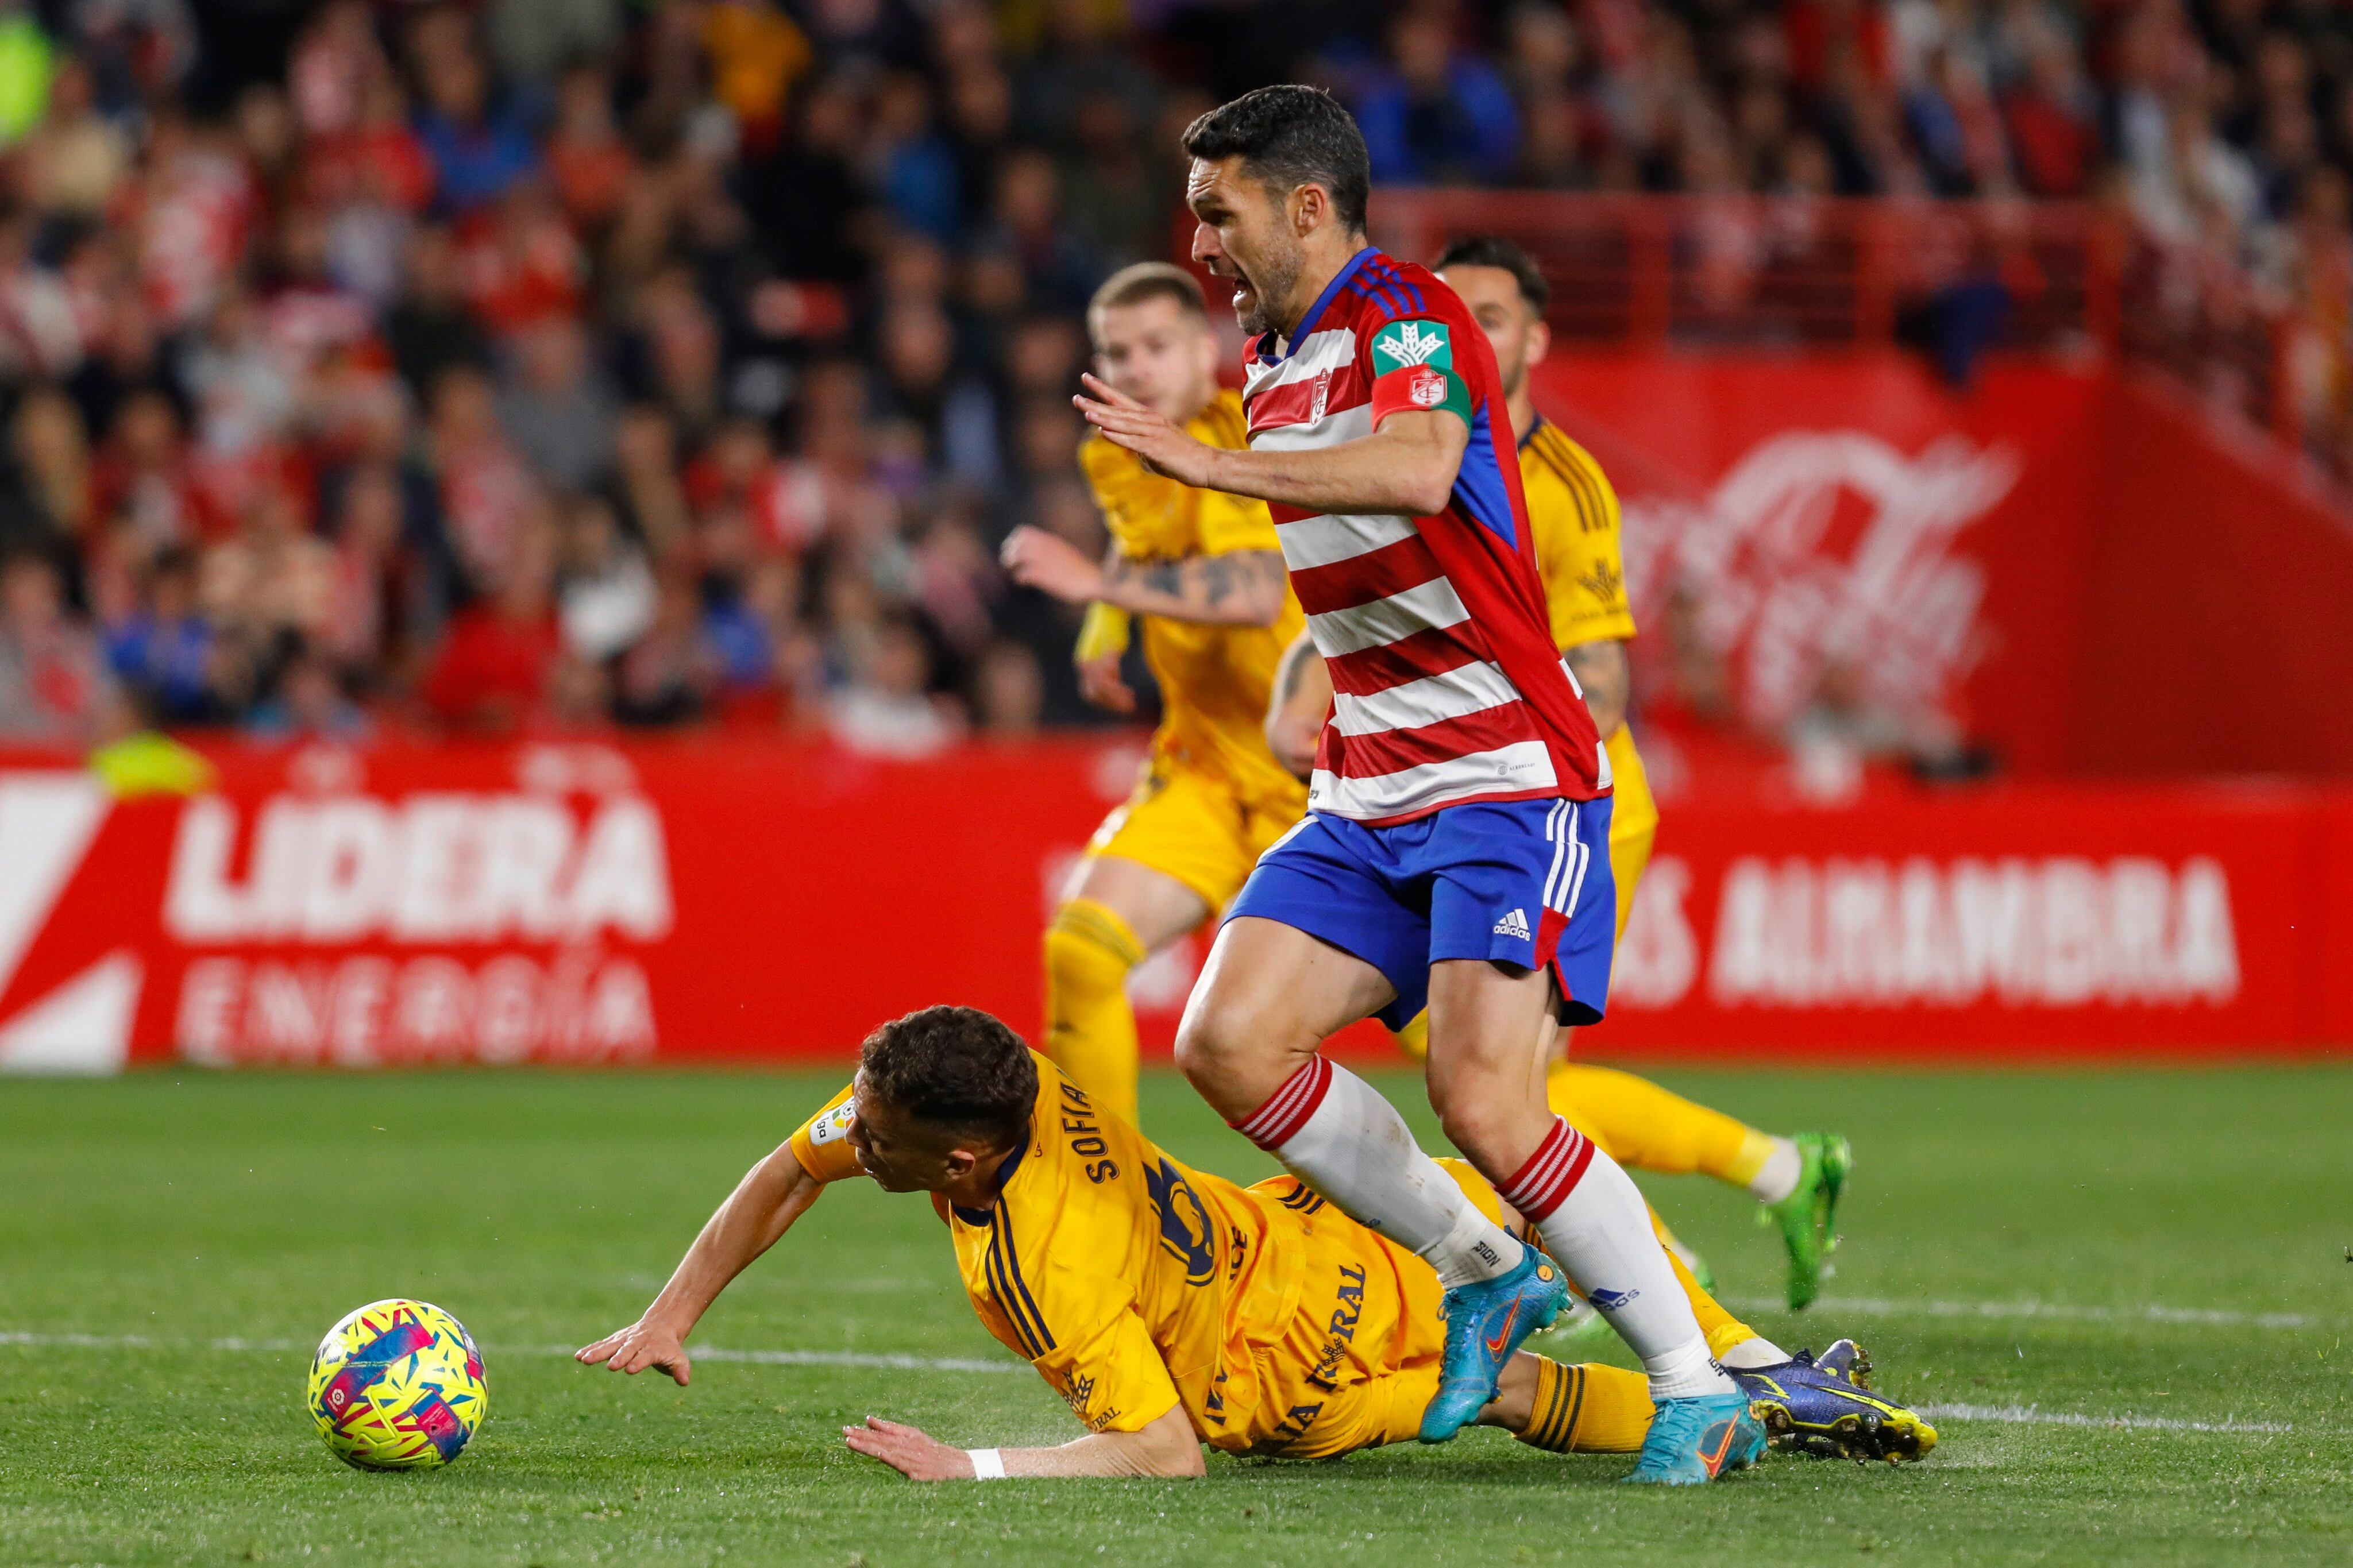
1624,1389,1768,1484
1417,1250,1568,1443
1732,1340,1938,1463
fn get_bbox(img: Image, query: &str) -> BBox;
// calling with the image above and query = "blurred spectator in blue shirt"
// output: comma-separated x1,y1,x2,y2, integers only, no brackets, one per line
1355,5,1521,186
103,546,215,723
414,41,540,214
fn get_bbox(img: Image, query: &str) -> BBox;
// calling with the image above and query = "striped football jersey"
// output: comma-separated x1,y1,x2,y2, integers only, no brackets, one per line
1241,246,1610,825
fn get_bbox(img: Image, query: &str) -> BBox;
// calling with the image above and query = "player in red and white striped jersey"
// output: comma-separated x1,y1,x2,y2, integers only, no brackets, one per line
1073,86,1761,1484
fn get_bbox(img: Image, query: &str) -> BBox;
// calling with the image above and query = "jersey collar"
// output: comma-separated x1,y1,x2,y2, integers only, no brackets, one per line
950,1126,1031,1225
1262,246,1377,364
1517,411,1546,453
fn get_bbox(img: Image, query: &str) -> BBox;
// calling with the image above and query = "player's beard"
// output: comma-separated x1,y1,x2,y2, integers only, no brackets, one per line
1234,231,1305,341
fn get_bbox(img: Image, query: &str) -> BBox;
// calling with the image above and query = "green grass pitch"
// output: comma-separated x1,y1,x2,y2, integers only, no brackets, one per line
2,1063,2348,1566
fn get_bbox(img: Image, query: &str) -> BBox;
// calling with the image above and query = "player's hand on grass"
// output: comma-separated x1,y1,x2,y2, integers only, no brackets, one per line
1074,373,1219,488
1076,651,1136,713
843,1416,982,1480
1001,525,1105,605
575,1319,693,1386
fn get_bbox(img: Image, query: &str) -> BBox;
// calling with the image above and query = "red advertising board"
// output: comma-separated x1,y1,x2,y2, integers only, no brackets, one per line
1532,351,2353,781
0,737,2345,1072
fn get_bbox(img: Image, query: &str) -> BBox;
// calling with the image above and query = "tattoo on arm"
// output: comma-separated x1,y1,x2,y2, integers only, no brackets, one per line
1563,637,1631,737
1276,646,1308,705
1103,550,1286,626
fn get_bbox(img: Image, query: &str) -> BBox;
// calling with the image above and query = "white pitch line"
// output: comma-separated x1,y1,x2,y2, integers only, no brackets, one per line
1723,1296,2323,1331
0,1329,1025,1374
6,1327,2327,1436
1919,1402,2292,1435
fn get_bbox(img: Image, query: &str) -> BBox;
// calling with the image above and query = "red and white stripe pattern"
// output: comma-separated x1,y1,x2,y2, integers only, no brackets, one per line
1494,1117,1596,1224
1244,289,1560,825
1232,1053,1335,1151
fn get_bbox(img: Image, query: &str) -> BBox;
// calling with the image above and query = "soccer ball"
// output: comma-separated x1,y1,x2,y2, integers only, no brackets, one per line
307,1299,487,1470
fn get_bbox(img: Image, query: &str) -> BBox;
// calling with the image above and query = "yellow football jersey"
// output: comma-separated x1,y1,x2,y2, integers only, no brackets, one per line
1078,389,1308,811
787,1053,1415,1455
1520,419,1637,652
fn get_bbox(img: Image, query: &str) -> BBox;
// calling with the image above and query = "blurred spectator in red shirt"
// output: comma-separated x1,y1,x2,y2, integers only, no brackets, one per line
2001,34,2095,198
543,63,634,232
0,548,113,743
424,362,541,594
423,519,560,731
92,388,207,549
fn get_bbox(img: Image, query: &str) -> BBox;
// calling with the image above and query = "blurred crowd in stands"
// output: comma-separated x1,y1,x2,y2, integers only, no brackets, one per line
0,0,2343,755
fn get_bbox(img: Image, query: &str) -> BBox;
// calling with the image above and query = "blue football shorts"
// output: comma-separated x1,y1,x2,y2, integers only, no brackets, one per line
1224,795,1617,1030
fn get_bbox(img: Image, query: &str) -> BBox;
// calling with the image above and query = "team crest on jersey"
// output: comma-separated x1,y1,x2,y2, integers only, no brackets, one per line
1310,368,1331,422
1144,1158,1218,1284
1576,558,1623,605
1372,319,1452,369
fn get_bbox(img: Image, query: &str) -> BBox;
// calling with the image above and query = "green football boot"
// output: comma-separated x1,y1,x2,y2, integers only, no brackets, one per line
1757,1133,1851,1310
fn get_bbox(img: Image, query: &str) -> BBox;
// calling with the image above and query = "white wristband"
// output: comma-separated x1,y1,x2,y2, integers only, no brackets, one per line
967,1447,1006,1480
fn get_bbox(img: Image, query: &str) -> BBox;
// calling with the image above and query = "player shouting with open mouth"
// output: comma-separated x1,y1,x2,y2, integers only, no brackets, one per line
1073,84,1760,1482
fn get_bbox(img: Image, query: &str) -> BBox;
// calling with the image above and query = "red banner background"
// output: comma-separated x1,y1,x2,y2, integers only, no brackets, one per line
1,737,2346,1072
1533,351,2353,780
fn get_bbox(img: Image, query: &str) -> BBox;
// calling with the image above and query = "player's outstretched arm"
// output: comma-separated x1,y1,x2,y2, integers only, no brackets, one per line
574,1142,824,1386
1075,374,1468,517
844,1405,1206,1481
1265,629,1333,780
1002,524,1286,627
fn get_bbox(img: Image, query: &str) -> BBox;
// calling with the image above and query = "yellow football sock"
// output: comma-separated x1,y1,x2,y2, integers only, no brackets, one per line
1517,1356,1654,1453
1548,1063,1780,1188
1043,899,1147,1126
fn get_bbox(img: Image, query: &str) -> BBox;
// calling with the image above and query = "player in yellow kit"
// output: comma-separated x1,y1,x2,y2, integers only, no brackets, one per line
1001,263,1306,1128
577,1006,1932,1477
1265,238,1852,1312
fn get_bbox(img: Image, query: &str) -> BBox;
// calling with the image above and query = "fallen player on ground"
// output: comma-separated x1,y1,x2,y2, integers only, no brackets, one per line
578,1006,1934,1480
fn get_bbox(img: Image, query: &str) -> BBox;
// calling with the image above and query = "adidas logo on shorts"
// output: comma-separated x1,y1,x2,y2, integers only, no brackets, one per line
1492,907,1532,940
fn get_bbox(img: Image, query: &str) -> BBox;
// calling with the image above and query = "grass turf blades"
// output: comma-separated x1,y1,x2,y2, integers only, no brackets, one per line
2,1065,2348,1566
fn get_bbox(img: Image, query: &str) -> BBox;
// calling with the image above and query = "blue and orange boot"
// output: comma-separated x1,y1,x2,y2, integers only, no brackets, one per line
1417,1250,1568,1443
1733,1339,1938,1463
1625,1389,1769,1484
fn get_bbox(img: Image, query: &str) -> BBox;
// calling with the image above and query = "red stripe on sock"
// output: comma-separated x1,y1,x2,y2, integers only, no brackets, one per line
1232,1055,1333,1150
1557,1127,1596,1196
1498,1118,1590,1222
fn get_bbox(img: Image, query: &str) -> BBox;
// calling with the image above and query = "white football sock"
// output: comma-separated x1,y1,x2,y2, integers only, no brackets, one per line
1718,1337,1792,1370
1639,1337,1731,1401
1515,1129,1735,1401
1748,1138,1803,1204
1238,1056,1524,1289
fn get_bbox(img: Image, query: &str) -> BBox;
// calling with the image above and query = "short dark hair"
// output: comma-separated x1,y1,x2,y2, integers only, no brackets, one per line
859,1005,1036,1150
1433,235,1551,314
1182,85,1370,236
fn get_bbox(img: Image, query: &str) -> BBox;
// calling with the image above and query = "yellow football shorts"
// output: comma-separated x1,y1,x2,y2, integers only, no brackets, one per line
1239,1160,1507,1459
1087,758,1305,913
